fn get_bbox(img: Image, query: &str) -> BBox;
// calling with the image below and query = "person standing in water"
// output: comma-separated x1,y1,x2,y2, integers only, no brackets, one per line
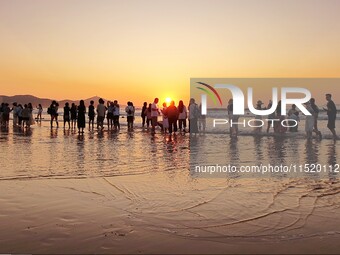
141,102,148,128
63,102,71,129
304,101,315,139
1,103,11,128
113,100,120,131
77,100,86,134
125,101,135,131
145,103,152,128
88,100,95,130
70,103,77,129
161,102,168,133
288,104,299,132
166,101,178,135
310,98,322,138
228,99,239,137
254,100,264,133
48,100,59,128
151,98,160,133
188,98,199,135
266,100,276,133
198,104,206,133
97,98,106,131
178,100,187,132
27,103,35,126
107,101,114,130
274,100,287,134
36,104,43,122
54,103,59,127
324,93,338,140
21,104,31,129
12,103,18,127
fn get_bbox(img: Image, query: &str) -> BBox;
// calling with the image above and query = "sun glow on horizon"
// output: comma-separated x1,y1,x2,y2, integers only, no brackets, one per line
1,1,340,105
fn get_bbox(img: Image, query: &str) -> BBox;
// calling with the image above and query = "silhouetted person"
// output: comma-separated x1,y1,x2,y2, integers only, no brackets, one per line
125,101,135,131
141,102,148,128
48,100,59,128
70,103,77,129
107,101,114,130
97,98,106,131
151,98,160,133
145,103,152,128
166,101,178,135
178,100,187,132
77,100,86,134
188,98,199,134
324,93,338,140
63,102,71,129
88,100,95,130
36,104,43,122
310,98,322,138
113,100,120,130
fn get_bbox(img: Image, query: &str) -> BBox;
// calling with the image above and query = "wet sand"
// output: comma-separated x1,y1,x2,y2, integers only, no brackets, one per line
1,121,340,253
1,172,340,254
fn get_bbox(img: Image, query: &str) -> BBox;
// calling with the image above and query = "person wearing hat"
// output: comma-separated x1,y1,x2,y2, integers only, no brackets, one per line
323,93,338,140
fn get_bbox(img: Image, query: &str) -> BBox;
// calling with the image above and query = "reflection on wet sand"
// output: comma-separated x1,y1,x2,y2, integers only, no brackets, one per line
1,123,339,181
0,123,339,254
328,141,338,181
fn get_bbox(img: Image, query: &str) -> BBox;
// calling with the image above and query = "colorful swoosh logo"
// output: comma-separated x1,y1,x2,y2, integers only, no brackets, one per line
196,82,223,106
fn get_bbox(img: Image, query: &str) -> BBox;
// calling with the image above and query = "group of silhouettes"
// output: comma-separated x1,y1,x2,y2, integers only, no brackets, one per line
227,93,337,140
0,94,337,139
45,98,201,135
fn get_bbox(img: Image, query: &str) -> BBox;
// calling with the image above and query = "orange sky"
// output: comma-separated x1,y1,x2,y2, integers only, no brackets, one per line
1,0,340,106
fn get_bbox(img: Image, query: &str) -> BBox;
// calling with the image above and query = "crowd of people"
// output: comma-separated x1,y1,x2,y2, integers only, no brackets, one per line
0,94,337,139
227,93,338,140
0,102,36,129
51,97,199,135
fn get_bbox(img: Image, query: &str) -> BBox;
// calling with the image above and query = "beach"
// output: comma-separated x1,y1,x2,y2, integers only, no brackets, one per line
1,173,340,254
1,120,340,254
2,0,340,253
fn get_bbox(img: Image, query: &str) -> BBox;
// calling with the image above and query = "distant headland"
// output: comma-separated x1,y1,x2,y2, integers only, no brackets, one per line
0,95,108,108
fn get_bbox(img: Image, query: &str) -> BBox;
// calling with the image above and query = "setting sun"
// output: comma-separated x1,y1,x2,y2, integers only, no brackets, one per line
165,97,172,104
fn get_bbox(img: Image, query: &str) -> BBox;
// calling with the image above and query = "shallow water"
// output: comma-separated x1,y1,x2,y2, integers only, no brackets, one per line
0,123,189,180
0,120,340,253
0,118,339,180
